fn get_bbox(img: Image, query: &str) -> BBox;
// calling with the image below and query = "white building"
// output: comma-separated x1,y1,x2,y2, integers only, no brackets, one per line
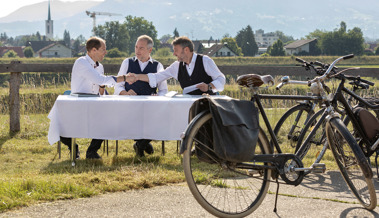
255,29,279,47
35,42,72,58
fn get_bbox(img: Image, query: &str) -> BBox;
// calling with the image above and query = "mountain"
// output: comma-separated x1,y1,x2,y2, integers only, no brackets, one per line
1,0,379,41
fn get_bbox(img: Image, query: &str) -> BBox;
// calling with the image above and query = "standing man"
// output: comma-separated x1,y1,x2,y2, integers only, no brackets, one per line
129,36,225,95
114,35,168,157
60,36,134,159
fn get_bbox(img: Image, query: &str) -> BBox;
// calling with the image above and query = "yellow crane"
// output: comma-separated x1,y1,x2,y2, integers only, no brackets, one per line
86,11,122,35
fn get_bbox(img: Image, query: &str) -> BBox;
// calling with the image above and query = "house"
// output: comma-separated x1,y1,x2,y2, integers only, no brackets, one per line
35,42,72,58
0,46,25,57
284,39,318,55
255,29,279,47
203,44,237,57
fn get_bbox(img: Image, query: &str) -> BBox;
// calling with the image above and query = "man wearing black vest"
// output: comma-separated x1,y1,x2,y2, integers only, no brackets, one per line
129,36,225,95
114,35,168,157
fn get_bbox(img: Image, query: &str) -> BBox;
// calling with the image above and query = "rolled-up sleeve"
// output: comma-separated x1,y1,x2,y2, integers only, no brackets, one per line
156,63,168,96
203,56,226,92
147,62,179,88
114,59,128,95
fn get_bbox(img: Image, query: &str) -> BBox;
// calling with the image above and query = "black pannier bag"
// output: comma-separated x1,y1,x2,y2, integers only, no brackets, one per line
353,107,379,141
187,97,259,163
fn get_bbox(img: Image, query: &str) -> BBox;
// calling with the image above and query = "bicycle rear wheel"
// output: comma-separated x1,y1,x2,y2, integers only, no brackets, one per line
273,104,313,153
326,117,376,210
182,111,272,217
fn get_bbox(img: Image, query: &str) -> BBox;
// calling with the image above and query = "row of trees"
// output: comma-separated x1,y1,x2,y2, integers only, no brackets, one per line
306,21,366,56
1,18,377,58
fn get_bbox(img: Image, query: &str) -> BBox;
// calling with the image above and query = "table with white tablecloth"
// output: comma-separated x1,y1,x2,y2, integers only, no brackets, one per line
47,95,218,146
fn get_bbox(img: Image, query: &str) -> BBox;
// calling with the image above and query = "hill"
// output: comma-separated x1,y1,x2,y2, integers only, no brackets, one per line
0,0,379,40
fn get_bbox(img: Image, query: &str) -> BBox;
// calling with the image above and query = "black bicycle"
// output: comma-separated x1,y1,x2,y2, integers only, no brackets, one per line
181,55,376,217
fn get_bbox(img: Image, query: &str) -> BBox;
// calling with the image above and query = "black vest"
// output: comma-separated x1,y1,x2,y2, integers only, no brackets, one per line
178,54,214,95
125,57,158,95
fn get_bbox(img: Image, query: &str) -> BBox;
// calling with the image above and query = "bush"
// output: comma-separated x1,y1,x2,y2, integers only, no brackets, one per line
106,48,127,58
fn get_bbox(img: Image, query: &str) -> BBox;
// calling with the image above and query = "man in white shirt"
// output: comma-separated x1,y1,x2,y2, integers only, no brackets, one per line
114,35,168,157
128,36,225,95
61,36,134,159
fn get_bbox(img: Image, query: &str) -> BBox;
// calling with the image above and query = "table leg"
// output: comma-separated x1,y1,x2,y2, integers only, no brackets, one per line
161,141,165,156
71,138,76,166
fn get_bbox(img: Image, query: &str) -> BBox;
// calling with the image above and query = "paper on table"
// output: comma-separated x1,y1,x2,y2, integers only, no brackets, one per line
164,91,178,97
182,83,202,94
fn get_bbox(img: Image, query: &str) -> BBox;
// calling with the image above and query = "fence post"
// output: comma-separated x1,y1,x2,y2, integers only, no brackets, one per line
9,61,22,134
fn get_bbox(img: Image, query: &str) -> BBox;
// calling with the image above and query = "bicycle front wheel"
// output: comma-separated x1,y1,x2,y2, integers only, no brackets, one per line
182,111,272,217
326,117,377,210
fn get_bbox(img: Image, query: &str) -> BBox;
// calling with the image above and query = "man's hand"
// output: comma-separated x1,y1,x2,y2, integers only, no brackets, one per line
196,82,210,92
125,73,138,84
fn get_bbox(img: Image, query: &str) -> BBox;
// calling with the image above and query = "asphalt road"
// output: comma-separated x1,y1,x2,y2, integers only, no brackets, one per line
1,170,379,218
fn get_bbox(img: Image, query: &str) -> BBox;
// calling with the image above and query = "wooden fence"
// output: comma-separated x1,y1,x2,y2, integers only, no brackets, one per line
1,61,378,133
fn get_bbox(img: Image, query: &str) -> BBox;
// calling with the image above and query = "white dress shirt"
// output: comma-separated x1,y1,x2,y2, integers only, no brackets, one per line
71,55,117,94
114,57,168,96
147,53,225,93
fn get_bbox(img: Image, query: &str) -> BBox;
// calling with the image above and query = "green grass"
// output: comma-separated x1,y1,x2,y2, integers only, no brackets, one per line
0,73,378,213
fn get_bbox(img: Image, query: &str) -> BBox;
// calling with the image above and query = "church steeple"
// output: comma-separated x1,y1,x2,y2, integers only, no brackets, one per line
45,0,53,39
48,0,51,21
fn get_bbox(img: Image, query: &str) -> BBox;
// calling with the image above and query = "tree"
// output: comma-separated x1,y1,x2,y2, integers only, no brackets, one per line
154,47,172,58
36,31,41,41
321,22,364,55
269,39,286,56
106,47,127,58
3,49,19,58
23,46,34,58
275,31,294,43
221,37,243,56
235,25,258,56
376,46,379,55
94,21,129,53
173,28,179,38
63,30,71,47
124,16,159,53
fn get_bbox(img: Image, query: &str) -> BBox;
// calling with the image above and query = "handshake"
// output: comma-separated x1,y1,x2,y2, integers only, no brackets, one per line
124,73,138,84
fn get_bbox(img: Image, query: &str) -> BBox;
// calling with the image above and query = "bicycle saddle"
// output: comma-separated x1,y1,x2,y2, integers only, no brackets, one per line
236,74,274,88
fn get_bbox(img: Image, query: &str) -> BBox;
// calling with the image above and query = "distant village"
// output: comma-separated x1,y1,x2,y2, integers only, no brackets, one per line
1,1,378,58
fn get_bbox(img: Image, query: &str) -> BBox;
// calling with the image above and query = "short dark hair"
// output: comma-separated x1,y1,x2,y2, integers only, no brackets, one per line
172,36,194,52
86,37,105,52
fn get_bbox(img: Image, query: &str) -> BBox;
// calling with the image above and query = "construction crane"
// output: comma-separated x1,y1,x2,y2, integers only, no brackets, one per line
86,11,122,35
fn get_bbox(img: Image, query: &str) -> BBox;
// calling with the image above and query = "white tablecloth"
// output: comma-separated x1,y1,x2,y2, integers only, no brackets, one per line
48,95,229,145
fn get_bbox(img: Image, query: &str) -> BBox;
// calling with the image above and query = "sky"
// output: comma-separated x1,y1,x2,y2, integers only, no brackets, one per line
0,0,104,18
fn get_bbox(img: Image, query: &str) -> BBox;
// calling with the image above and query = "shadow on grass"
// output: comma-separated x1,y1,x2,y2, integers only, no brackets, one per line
41,154,183,175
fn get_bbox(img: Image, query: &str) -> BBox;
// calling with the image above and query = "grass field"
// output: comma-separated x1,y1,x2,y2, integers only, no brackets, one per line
0,67,378,212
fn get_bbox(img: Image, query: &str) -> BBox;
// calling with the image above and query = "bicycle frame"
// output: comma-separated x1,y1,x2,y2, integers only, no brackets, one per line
251,93,323,154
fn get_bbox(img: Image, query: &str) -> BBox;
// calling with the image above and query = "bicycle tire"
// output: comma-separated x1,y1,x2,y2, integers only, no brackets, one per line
273,104,313,154
182,111,272,217
295,108,327,173
326,117,377,210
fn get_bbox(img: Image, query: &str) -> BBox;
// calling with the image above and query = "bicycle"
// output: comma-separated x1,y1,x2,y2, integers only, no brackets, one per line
180,54,376,217
273,57,327,154
277,64,376,174
293,70,379,176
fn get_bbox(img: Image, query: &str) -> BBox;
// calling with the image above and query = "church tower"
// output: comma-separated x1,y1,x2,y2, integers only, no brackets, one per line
45,0,53,39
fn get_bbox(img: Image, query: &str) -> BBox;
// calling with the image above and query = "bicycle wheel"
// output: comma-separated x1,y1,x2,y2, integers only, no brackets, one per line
326,117,376,210
182,111,272,217
273,104,313,154
295,109,327,170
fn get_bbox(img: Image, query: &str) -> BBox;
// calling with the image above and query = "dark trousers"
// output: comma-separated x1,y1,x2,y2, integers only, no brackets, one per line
135,139,152,150
60,136,103,153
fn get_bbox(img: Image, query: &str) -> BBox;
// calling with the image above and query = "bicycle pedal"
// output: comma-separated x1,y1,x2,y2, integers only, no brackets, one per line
310,163,326,174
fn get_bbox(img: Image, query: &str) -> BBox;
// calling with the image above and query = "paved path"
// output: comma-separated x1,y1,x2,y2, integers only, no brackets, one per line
1,171,379,217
